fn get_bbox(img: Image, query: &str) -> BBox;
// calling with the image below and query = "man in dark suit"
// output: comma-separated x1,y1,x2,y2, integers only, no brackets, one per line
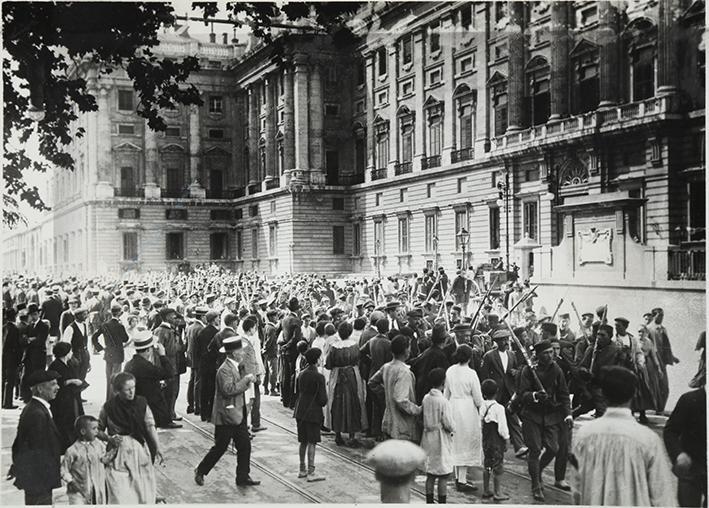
21,304,49,402
11,370,62,505
409,324,451,404
91,303,130,401
58,297,79,336
194,337,259,487
480,329,526,456
3,308,22,409
123,330,180,429
280,297,304,409
196,310,221,422
60,307,91,381
360,318,393,439
40,288,63,339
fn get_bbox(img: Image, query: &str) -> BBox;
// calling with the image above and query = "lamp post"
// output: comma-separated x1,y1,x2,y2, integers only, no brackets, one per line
432,235,439,271
456,228,470,270
497,171,510,271
375,239,381,279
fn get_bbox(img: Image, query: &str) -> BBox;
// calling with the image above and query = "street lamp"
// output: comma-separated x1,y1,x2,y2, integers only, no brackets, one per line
456,228,470,270
497,171,510,271
375,239,381,279
432,235,439,271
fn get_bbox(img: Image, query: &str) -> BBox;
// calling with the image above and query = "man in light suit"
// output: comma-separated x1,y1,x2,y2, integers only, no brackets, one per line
194,336,260,487
480,328,527,457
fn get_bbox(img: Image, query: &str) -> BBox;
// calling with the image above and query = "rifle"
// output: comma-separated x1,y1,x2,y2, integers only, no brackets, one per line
589,304,608,372
551,298,564,322
469,274,498,332
501,318,546,393
500,285,539,323
570,301,588,338
425,272,441,302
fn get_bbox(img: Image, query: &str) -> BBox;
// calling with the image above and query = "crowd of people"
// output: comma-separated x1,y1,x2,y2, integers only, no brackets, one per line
2,264,705,506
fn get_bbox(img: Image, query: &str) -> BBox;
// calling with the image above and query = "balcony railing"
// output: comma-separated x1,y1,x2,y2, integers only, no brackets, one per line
115,187,144,198
451,147,474,163
265,179,279,190
371,168,387,181
668,247,706,281
421,155,441,170
162,188,186,198
233,187,246,198
394,162,412,175
248,183,261,195
339,173,365,186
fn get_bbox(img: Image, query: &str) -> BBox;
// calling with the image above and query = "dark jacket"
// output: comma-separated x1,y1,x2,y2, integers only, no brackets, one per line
3,322,23,369
480,348,519,405
11,398,63,494
40,297,63,336
262,322,279,359
294,366,328,424
516,361,571,425
123,353,174,427
360,334,393,380
48,358,84,452
281,312,303,358
663,387,706,475
409,345,450,404
24,320,49,374
209,328,237,369
91,318,129,364
194,324,219,371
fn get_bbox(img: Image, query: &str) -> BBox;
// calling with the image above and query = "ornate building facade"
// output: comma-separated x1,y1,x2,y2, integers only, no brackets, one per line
4,1,705,287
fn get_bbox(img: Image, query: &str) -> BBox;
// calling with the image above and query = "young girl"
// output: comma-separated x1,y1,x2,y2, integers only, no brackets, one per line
420,368,455,504
61,415,110,504
479,379,510,501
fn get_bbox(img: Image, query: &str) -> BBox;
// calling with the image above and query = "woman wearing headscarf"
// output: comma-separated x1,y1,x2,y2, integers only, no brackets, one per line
98,371,163,504
48,341,85,452
445,344,484,492
325,321,367,446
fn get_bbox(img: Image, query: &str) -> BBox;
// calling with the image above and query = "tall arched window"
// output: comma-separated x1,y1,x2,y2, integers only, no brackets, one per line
275,132,285,175
526,56,550,125
488,72,507,136
374,117,389,170
624,18,657,102
397,106,414,164
424,96,443,157
258,138,267,179
353,123,366,174
453,84,476,152
570,40,600,114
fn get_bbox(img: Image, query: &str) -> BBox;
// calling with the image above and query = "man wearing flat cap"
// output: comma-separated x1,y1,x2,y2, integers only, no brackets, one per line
613,317,643,372
579,324,623,418
557,313,576,344
11,370,62,505
516,340,572,501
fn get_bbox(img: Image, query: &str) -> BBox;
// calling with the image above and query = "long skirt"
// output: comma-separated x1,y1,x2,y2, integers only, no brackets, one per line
330,367,362,434
105,436,156,504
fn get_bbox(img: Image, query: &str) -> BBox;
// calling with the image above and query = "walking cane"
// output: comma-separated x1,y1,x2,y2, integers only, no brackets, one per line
551,298,564,322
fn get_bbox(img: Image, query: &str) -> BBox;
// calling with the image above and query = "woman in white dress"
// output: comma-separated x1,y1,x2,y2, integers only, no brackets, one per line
444,344,484,492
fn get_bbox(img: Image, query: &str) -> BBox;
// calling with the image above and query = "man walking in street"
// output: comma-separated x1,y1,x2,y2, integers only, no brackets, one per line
154,307,183,421
186,306,207,415
91,303,130,401
195,310,221,422
60,307,91,382
262,309,280,396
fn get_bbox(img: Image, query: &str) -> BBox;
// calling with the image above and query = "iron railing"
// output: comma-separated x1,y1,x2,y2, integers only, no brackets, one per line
668,247,706,281
451,147,474,163
394,162,412,175
115,187,144,198
421,155,441,170
371,168,387,180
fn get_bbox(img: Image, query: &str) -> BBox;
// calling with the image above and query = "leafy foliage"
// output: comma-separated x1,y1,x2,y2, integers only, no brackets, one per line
3,1,363,228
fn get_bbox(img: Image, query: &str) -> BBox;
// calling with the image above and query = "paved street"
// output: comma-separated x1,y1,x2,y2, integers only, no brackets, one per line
1,355,670,505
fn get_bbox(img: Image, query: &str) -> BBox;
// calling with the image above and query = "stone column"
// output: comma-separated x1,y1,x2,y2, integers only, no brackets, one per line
248,85,260,184
308,63,323,175
598,1,619,107
264,76,276,180
188,104,205,198
95,87,114,198
388,44,399,168
657,0,680,95
230,92,241,189
475,4,490,154
413,30,426,171
293,57,310,171
507,1,525,131
283,67,295,173
365,52,376,180
441,15,455,164
143,120,160,198
549,1,570,120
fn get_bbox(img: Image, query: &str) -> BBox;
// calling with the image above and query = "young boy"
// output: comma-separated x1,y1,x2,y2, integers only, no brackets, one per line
480,379,510,501
293,347,328,482
60,415,109,504
420,368,455,504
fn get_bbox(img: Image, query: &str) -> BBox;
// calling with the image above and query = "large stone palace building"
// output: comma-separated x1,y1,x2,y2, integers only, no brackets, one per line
4,1,705,286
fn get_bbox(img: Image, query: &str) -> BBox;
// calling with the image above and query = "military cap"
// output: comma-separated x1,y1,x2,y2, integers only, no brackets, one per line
614,317,629,327
558,313,570,320
541,322,558,335
491,328,511,340
533,340,554,355
25,369,60,387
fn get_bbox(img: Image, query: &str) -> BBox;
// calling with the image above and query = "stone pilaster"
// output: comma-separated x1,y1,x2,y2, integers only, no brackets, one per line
293,57,310,171
143,120,160,198
441,15,455,164
475,4,490,154
283,67,295,172
657,0,680,95
248,85,260,184
188,104,204,198
230,92,241,188
365,52,376,181
264,76,276,179
598,1,619,107
413,30,426,170
549,1,569,120
308,63,323,174
95,87,114,198
506,1,525,131
388,44,399,166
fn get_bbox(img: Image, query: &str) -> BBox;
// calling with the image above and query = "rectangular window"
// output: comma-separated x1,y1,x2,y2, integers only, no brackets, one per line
523,201,539,241
235,230,243,260
333,226,345,254
235,208,243,220
427,183,434,198
166,232,184,260
120,166,135,195
494,93,508,136
377,90,388,106
429,69,442,86
398,217,409,253
355,100,365,114
353,223,361,256
355,137,366,173
578,5,598,26
165,209,188,220
455,210,468,249
489,207,500,249
375,192,383,207
357,60,366,86
118,124,135,135
373,220,385,254
251,227,259,259
460,57,473,74
402,36,413,65
209,96,223,114
424,214,437,252
165,126,181,137
459,103,474,149
376,132,389,169
400,80,414,97
525,166,540,182
400,188,407,202
268,224,278,256
210,209,233,220
333,198,345,210
249,205,258,217
457,177,466,193
428,115,442,156
118,208,140,219
377,47,387,76
325,104,340,117
429,22,440,52
326,67,338,87
400,119,414,162
210,232,229,260
123,232,138,261
354,197,361,210
118,90,133,111
208,129,225,139
633,46,655,101
460,5,472,29
166,167,184,195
